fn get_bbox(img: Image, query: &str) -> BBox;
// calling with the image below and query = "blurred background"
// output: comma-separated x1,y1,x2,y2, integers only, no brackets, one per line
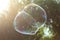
0,0,60,40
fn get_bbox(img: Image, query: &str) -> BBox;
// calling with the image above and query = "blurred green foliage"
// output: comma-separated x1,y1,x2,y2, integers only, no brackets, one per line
17,0,60,40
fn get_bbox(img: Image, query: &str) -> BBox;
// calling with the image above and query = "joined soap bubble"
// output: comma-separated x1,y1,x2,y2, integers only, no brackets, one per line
13,3,47,35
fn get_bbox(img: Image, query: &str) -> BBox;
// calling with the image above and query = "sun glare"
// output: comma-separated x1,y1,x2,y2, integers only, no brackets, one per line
0,0,10,12
18,0,21,3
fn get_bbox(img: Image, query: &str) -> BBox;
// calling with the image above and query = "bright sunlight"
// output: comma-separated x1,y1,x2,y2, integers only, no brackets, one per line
0,0,10,12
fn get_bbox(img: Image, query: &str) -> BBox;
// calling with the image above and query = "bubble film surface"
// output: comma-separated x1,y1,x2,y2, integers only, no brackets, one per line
13,3,47,35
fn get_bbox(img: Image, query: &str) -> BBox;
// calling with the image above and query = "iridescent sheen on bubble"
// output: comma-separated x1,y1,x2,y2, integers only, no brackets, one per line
24,3,47,25
13,3,47,35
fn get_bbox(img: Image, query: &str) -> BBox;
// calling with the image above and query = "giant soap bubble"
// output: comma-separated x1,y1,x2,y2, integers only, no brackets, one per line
13,3,47,35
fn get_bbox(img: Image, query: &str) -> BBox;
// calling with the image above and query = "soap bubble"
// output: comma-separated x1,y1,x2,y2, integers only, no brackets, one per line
13,3,47,35
24,3,47,27
14,11,39,35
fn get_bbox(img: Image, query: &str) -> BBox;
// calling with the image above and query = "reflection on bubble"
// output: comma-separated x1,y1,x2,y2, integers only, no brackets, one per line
24,3,47,25
13,3,47,35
